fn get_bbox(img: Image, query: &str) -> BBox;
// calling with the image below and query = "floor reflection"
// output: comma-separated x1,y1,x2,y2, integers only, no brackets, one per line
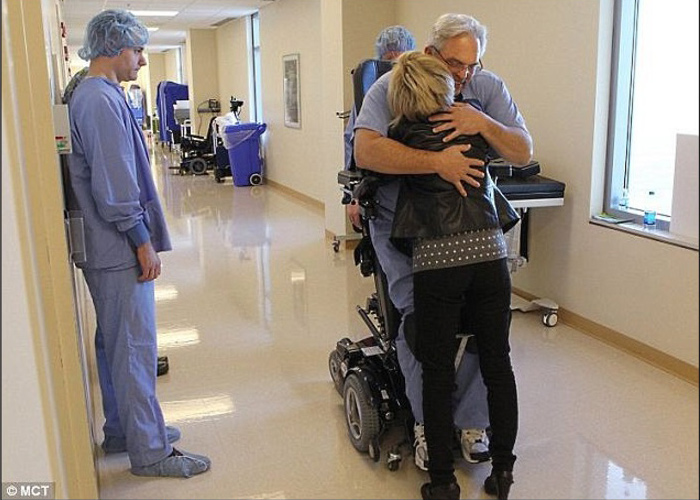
91,138,698,500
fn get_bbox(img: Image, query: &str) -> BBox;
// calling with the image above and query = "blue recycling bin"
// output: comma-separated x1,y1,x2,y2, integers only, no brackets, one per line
222,122,267,186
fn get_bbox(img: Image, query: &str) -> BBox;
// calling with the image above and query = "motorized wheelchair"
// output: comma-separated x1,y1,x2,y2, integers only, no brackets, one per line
177,97,244,179
328,59,414,471
329,167,413,471
178,115,219,175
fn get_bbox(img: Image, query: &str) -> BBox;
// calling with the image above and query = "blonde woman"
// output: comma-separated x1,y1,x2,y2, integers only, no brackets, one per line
388,50,519,500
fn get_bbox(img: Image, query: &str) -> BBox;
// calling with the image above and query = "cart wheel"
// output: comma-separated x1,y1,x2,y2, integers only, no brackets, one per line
190,158,208,175
328,350,344,395
387,456,401,471
249,173,263,185
543,310,558,327
343,373,380,453
332,239,340,253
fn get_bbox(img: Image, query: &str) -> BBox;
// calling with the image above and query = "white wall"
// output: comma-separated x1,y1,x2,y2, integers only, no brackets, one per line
395,0,698,366
186,29,220,134
341,0,397,114
164,48,181,83
258,0,327,204
216,17,252,123
145,52,166,120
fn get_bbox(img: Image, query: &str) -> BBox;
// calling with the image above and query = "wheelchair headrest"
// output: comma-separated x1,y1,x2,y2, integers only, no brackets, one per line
352,59,394,114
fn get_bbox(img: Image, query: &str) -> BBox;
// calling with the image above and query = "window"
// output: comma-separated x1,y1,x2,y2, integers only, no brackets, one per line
175,45,184,84
250,12,262,123
604,0,698,231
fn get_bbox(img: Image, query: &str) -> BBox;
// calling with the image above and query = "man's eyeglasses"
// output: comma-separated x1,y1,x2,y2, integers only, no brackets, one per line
431,46,482,75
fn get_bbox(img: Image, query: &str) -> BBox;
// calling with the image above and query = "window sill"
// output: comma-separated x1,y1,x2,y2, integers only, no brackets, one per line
589,218,699,251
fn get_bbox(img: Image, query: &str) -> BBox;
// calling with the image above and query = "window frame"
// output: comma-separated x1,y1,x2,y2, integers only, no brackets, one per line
603,0,670,231
250,12,262,123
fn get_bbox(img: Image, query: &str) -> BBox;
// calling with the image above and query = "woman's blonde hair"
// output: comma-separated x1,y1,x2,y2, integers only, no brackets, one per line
388,51,455,126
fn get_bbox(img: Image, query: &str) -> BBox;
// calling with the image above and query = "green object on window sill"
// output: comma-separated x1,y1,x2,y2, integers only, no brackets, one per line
593,212,634,224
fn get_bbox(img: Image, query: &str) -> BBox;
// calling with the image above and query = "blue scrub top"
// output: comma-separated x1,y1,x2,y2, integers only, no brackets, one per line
68,76,171,270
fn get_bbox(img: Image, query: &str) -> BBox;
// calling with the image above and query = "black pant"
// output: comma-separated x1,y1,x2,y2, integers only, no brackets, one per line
413,258,518,486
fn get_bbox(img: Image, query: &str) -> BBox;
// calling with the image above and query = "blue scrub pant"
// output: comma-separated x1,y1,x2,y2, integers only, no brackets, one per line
369,199,489,429
83,266,172,467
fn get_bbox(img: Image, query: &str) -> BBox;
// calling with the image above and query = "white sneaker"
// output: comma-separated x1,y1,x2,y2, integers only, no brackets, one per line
413,422,429,471
460,428,490,464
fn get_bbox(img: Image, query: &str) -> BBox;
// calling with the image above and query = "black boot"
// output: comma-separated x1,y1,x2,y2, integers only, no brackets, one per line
484,470,513,500
421,481,460,500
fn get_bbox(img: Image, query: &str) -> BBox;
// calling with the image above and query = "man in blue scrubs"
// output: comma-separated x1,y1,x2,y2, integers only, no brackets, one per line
345,25,493,473
67,9,210,478
355,13,532,500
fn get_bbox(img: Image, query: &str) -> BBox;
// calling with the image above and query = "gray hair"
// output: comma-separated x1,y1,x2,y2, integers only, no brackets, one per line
427,13,488,57
375,25,416,59
78,9,149,60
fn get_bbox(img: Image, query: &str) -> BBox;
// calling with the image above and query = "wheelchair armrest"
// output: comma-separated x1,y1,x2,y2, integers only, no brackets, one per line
488,163,513,179
337,169,383,220
489,158,541,179
338,169,362,205
337,169,363,187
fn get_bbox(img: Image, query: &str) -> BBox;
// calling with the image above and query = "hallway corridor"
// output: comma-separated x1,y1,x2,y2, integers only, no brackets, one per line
91,139,698,500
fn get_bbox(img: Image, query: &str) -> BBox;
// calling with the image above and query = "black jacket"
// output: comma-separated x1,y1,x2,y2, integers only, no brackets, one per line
388,118,519,244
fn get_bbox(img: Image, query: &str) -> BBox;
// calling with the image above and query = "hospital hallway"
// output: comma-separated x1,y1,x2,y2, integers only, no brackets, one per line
89,136,699,500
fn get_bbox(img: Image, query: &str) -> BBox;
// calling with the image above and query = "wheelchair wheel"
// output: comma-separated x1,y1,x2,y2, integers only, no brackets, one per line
190,158,208,175
328,350,344,395
343,373,380,453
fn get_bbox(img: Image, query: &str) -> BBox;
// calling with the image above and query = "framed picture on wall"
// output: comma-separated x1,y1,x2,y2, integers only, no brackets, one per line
283,53,301,128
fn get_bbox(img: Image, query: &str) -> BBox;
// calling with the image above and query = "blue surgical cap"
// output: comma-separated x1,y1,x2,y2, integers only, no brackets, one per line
374,26,416,58
78,9,149,60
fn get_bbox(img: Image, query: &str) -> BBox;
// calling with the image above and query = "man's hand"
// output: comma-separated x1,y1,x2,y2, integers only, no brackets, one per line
434,145,485,197
430,103,534,166
354,128,485,197
136,241,161,282
429,102,485,143
347,200,362,231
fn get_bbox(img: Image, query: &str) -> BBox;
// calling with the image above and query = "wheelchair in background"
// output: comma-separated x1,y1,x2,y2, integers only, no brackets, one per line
177,97,244,179
178,115,219,175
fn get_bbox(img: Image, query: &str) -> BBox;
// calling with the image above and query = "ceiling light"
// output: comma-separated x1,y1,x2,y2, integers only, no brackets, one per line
130,10,178,17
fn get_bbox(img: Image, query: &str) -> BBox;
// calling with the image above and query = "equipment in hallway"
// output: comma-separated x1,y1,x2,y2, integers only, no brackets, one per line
156,81,188,150
222,121,266,187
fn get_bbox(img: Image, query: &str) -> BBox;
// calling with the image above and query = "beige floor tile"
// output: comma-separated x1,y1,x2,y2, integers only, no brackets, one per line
92,140,698,500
